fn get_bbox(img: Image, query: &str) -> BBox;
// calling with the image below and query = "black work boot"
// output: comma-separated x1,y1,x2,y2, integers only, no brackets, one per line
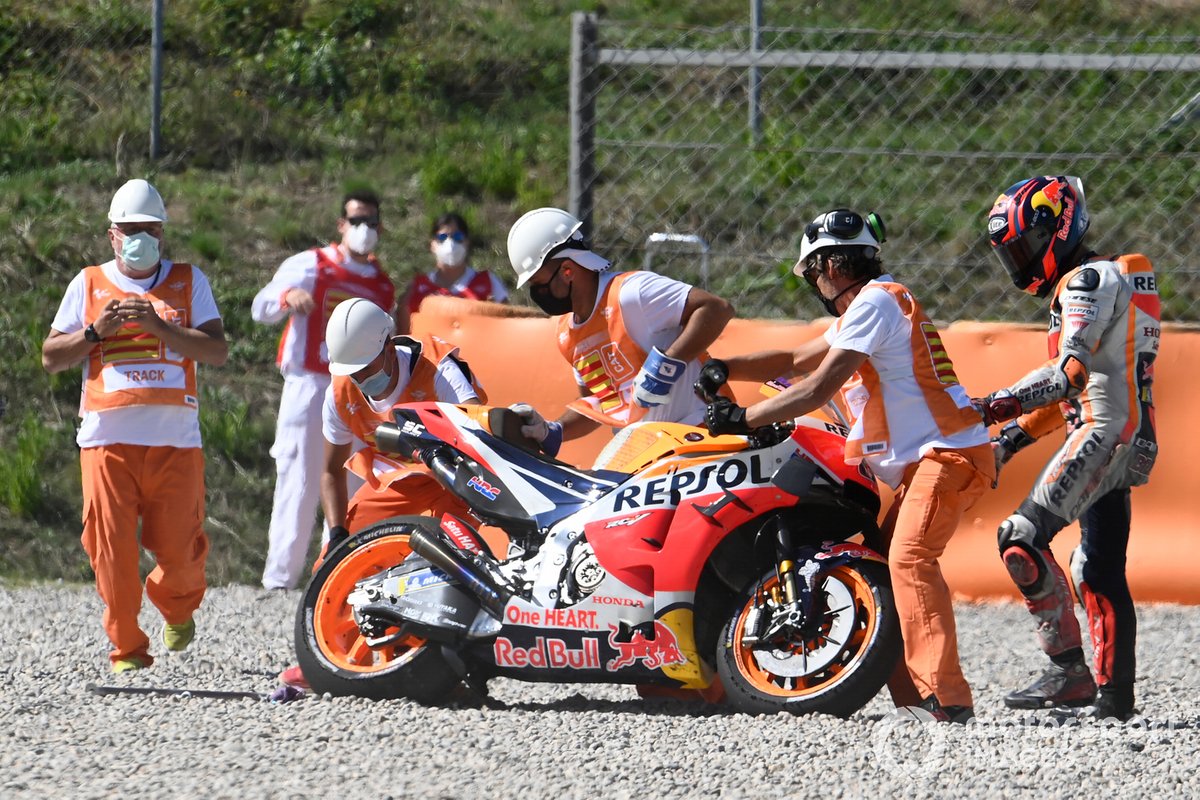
1004,659,1097,710
1080,684,1136,721
919,695,975,724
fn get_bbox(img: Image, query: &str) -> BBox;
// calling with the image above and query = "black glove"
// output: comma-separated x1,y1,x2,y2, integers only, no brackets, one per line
993,421,1036,466
694,358,730,402
705,397,751,436
328,525,350,548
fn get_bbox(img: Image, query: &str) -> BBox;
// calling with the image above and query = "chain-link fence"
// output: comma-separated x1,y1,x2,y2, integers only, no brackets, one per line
2,2,469,173
568,12,1200,322
1,2,159,172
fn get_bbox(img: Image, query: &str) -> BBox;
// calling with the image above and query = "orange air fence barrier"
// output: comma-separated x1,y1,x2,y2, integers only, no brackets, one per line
413,296,1198,603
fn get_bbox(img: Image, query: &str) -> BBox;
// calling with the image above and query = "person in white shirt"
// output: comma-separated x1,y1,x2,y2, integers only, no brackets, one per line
251,190,396,590
705,209,993,723
42,179,227,673
277,298,484,691
502,207,735,456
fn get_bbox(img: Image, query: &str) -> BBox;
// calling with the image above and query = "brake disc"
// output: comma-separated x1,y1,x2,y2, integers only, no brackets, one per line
751,576,858,678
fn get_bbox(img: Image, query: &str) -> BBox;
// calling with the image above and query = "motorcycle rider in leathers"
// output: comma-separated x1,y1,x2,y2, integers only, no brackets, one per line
974,175,1160,721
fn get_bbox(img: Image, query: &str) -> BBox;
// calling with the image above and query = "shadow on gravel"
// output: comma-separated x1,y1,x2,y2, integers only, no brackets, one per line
480,694,747,718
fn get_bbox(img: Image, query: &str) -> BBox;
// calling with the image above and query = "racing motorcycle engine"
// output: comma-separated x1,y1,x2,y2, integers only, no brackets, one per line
562,541,605,605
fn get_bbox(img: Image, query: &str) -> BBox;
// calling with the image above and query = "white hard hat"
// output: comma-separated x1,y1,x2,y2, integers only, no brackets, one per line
326,298,394,376
794,209,884,273
507,207,586,288
108,179,168,223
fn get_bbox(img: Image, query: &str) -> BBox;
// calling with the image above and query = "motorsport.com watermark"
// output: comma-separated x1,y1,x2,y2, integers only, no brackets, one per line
870,711,1196,781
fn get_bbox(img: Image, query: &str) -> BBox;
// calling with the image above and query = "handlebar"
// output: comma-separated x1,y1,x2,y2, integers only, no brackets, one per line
693,359,797,448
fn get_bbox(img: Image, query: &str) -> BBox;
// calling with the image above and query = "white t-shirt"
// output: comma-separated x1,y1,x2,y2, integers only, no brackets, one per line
252,245,386,378
823,275,987,487
569,270,705,426
322,342,480,449
51,260,222,449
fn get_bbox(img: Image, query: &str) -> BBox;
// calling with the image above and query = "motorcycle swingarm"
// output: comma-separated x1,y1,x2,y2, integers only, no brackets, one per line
347,558,502,644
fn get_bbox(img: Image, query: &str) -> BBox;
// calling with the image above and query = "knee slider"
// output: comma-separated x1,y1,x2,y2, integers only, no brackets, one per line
1003,546,1041,588
998,515,1049,591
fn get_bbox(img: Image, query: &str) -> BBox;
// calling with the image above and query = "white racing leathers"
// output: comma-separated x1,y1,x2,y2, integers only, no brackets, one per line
998,253,1159,691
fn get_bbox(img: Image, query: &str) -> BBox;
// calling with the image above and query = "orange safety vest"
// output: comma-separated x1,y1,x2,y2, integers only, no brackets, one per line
278,245,395,375
331,335,486,489
407,270,498,313
840,282,981,464
555,273,649,427
81,263,199,412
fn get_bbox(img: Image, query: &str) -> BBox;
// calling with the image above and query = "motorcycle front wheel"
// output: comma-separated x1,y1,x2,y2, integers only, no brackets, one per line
294,516,460,702
716,561,900,718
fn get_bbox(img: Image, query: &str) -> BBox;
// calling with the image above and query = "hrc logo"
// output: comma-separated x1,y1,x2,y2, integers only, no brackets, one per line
467,475,501,501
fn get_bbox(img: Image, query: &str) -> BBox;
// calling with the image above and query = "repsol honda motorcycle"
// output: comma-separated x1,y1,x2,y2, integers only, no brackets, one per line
295,381,901,717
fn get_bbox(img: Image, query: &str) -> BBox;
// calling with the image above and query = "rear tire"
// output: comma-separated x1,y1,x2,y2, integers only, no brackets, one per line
294,516,461,703
716,561,900,718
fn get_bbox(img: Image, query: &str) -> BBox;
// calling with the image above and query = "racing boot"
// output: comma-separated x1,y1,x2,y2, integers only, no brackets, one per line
1004,656,1096,710
1079,683,1135,721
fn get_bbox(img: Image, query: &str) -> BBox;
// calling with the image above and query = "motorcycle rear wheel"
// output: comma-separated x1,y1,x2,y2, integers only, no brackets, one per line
294,516,460,702
717,561,900,718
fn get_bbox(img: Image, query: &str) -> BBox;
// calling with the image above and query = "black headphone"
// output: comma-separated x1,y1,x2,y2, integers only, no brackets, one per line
805,209,887,244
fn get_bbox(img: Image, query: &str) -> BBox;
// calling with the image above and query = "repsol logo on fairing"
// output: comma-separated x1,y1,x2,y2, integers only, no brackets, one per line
612,454,773,512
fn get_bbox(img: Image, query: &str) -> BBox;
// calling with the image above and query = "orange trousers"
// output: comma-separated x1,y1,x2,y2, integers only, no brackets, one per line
881,444,995,709
80,444,210,666
345,475,472,533
345,475,508,555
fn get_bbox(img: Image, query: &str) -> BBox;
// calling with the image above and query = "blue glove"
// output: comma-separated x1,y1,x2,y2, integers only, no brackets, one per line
634,347,687,408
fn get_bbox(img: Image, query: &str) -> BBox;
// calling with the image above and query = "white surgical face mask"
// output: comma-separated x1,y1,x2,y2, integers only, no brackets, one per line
345,223,379,255
354,367,391,398
120,231,161,270
435,238,468,268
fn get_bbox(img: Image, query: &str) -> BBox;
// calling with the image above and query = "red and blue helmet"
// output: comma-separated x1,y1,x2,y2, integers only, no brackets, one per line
986,175,1089,297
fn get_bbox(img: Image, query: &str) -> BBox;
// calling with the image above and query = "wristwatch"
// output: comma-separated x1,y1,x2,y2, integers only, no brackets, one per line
83,324,103,343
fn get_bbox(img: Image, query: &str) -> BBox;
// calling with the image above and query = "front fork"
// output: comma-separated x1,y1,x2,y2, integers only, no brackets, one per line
743,514,823,643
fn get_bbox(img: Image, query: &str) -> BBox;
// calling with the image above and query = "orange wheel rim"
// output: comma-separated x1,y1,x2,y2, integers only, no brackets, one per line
312,535,428,673
732,565,879,698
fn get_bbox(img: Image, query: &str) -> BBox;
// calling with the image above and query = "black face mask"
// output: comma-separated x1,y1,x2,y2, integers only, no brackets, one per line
813,278,869,317
529,264,573,315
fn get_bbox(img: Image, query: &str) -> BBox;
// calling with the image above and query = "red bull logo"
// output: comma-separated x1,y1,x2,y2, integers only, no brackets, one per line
606,621,687,671
815,542,884,562
1034,180,1064,214
493,636,601,669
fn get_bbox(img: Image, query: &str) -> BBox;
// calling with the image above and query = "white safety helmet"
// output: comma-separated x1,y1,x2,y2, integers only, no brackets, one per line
507,207,587,288
108,179,168,224
326,298,394,376
794,208,885,273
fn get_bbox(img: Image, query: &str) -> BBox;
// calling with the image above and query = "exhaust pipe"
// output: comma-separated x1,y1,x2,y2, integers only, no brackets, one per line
409,529,511,619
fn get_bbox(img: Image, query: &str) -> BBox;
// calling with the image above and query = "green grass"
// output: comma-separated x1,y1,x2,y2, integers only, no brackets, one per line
1,0,1197,582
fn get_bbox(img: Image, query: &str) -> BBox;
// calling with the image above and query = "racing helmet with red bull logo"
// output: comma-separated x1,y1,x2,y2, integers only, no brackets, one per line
986,175,1089,298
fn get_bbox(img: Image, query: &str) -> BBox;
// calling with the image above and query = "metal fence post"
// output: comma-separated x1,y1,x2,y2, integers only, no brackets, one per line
749,0,762,145
150,0,164,160
569,12,598,236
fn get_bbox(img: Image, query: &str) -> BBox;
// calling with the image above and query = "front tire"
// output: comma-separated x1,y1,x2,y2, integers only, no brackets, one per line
294,516,461,702
716,561,900,718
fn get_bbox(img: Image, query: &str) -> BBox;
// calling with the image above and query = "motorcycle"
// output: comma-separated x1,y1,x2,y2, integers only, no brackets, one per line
295,375,901,717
